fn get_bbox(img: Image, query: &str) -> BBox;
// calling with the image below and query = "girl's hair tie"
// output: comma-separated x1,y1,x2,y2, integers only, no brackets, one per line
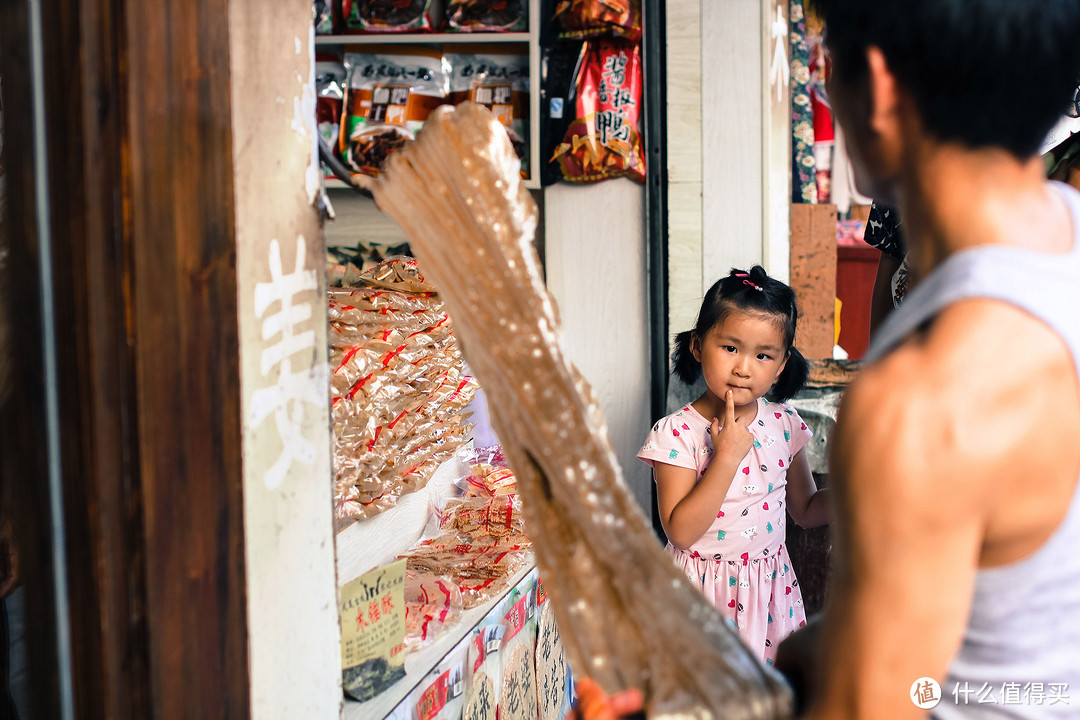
734,272,764,292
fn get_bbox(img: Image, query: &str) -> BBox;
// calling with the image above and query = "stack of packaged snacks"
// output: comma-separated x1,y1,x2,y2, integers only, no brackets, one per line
399,457,532,609
331,257,477,524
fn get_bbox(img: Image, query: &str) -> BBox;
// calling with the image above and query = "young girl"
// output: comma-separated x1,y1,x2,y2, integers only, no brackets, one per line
637,265,829,665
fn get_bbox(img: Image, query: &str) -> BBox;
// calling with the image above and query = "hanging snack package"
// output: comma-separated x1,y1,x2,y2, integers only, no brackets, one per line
539,42,586,187
550,39,645,184
316,55,347,177
445,0,527,32
446,51,529,177
552,0,641,41
341,50,450,178
465,624,504,720
498,586,539,720
341,0,438,33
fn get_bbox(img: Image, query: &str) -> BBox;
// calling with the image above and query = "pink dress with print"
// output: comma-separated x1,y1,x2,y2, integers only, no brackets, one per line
638,398,813,665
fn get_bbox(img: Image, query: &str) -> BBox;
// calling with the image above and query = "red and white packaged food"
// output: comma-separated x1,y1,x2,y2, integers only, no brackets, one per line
404,572,465,654
550,39,645,184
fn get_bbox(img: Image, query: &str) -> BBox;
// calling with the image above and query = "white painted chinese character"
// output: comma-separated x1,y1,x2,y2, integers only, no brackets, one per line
1024,682,1046,705
249,236,328,489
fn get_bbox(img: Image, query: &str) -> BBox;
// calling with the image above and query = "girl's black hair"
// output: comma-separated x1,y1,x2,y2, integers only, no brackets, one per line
671,265,809,403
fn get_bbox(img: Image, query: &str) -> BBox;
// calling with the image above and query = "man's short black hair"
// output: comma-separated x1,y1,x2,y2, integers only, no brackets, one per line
811,0,1080,158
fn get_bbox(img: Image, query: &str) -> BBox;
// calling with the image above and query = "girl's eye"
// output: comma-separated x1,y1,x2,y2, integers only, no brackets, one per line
758,354,772,361
723,346,737,353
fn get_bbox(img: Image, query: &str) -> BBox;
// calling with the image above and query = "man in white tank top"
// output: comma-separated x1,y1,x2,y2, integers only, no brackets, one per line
776,1,1080,718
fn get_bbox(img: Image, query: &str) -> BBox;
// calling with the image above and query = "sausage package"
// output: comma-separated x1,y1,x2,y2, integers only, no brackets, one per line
341,49,450,178
446,51,529,177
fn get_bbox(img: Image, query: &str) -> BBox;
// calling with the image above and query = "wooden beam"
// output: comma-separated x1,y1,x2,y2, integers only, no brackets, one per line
0,0,251,716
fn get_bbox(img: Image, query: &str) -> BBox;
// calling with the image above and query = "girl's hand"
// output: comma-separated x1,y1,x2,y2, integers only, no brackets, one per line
710,390,754,464
569,678,645,720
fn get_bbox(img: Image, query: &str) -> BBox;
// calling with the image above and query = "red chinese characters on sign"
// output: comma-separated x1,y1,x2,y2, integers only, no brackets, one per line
551,39,646,184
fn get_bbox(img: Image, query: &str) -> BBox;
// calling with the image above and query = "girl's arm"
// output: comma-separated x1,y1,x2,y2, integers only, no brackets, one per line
657,390,754,549
784,447,830,528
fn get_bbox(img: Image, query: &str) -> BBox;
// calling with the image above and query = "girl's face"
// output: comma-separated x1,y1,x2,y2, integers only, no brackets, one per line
692,311,789,414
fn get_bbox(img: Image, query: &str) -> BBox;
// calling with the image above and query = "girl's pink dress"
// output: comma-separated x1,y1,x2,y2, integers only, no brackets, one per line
638,397,813,664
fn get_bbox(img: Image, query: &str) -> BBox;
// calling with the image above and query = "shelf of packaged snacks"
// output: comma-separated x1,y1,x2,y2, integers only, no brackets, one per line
317,1,541,192
342,562,536,720
315,33,531,45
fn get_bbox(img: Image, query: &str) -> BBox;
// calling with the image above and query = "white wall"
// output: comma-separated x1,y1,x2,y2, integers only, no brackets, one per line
543,181,653,514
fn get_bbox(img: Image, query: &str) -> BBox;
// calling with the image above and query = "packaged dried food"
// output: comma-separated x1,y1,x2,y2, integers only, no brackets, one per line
404,571,464,654
446,51,529,176
549,39,645,184
342,0,437,33
315,57,347,176
553,0,641,41
341,51,450,178
459,462,516,497
446,0,527,32
359,254,439,292
314,0,337,34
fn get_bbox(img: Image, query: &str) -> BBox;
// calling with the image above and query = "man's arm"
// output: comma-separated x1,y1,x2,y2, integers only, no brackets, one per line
803,351,986,719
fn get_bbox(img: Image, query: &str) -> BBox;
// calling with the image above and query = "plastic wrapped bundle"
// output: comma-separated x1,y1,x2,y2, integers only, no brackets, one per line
373,103,793,720
404,571,464,655
330,259,478,525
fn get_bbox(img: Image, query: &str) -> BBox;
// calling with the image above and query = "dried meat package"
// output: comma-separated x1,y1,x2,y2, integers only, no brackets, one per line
446,52,529,177
446,0,527,32
341,50,450,178
550,39,645,184
315,56,347,176
553,0,641,41
342,0,437,33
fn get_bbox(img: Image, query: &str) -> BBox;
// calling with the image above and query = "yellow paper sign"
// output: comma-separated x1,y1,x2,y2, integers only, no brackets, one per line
340,559,407,701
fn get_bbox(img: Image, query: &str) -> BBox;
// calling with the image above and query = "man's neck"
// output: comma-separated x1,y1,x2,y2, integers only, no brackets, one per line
895,142,1072,280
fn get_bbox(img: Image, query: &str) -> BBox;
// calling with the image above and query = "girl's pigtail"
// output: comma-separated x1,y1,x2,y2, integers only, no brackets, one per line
768,345,809,403
671,330,701,385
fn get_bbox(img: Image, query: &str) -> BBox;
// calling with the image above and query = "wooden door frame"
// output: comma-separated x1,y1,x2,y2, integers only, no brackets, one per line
0,0,250,717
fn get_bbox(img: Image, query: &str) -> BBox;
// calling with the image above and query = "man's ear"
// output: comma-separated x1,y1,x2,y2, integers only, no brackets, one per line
866,46,901,141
